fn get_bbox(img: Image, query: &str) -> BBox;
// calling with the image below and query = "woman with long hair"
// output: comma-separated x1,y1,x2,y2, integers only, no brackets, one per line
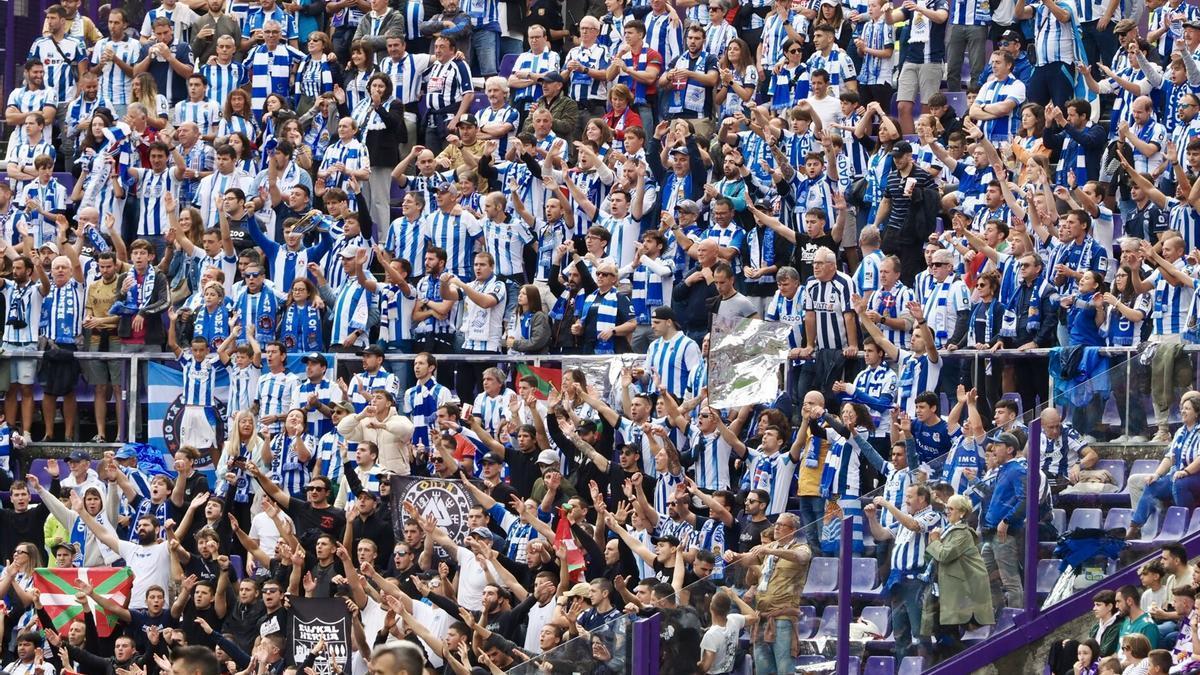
506,284,551,354
278,117,314,172
768,38,806,112
219,88,258,143
131,73,169,129
225,131,257,174
216,410,267,525
0,542,42,632
190,281,234,350
1012,102,1050,184
960,270,1005,420
69,109,126,229
856,101,901,224
278,277,325,352
316,116,370,209
814,401,876,554
341,41,377,113
582,118,614,161
1102,265,1152,441
295,31,341,116
715,38,758,120
259,93,292,151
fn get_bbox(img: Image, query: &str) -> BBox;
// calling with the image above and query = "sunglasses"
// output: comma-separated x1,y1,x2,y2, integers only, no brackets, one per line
245,271,262,278
597,271,617,277
305,486,327,492
787,48,801,54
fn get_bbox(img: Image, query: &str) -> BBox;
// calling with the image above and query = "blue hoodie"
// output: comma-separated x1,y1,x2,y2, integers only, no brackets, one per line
982,458,1027,530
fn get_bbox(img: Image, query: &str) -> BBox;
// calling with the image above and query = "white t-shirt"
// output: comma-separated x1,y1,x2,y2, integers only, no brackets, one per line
117,541,172,610
248,511,295,560
700,614,746,674
454,545,494,611
523,598,557,653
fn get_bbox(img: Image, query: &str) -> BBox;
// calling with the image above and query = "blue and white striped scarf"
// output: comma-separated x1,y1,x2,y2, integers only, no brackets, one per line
248,44,303,117
295,56,334,100
581,288,619,354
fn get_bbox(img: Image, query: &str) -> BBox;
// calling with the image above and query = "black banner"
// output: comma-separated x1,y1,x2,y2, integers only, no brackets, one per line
290,597,351,675
390,475,479,545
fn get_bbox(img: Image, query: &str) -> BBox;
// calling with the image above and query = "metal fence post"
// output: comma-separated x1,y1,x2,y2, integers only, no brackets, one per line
1024,419,1041,620
127,354,140,442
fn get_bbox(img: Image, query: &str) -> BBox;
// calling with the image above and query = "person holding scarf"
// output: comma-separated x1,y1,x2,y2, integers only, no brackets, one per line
35,482,113,567
294,31,340,116
244,20,306,120
606,20,663,129
263,408,316,500
277,278,325,353
659,24,719,141
33,243,86,443
955,269,1005,422
813,402,876,555
338,73,404,231
232,261,284,346
188,281,234,350
571,260,636,355
114,239,170,410
316,117,371,212
215,410,267,528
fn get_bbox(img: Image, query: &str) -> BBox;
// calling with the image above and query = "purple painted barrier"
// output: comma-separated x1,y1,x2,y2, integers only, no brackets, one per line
1024,420,1042,620
837,516,853,675
633,611,661,675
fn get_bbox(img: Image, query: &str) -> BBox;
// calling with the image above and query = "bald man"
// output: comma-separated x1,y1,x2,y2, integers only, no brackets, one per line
34,251,86,441
1038,407,1100,492
1118,96,1168,178
393,145,456,216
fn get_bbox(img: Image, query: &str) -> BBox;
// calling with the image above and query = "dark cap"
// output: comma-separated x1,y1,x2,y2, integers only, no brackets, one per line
359,345,385,357
301,352,328,366
458,113,478,127
541,71,565,84
468,527,494,542
480,452,503,465
52,541,77,555
998,29,1023,43
651,534,681,546
67,449,91,463
676,199,702,215
1113,18,1138,34
986,432,1022,451
357,488,379,500
652,306,679,326
891,140,914,157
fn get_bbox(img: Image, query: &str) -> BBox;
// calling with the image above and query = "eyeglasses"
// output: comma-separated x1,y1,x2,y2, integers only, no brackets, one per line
395,550,411,556
245,271,262,278
431,457,445,463
305,486,327,492
1019,262,1036,268
787,48,801,54
666,501,677,506
1183,104,1197,109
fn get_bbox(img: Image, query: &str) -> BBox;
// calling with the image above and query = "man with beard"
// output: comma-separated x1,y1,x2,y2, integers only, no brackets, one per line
74,505,172,610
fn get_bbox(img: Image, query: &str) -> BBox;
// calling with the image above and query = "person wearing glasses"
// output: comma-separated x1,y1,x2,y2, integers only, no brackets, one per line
247,463,347,558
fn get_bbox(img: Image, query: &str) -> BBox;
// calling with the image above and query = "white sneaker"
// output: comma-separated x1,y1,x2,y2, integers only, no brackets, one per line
1112,435,1130,444
1129,435,1149,444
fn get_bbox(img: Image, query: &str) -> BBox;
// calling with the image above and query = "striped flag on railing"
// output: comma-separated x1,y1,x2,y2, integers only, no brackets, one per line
33,567,133,637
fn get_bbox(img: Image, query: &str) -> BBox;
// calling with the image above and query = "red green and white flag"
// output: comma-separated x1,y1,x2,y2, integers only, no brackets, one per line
514,364,562,399
34,567,133,637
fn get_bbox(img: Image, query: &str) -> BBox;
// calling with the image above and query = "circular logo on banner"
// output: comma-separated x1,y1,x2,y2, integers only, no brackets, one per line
161,397,228,467
397,478,473,543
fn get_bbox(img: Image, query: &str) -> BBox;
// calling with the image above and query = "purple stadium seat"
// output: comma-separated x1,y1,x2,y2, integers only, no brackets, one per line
1189,508,1200,535
1066,508,1101,532
996,607,1023,633
229,554,245,580
499,53,518,78
943,91,968,117
469,91,488,114
1037,559,1063,595
1096,460,1127,492
851,557,883,599
898,657,924,675
1130,459,1161,476
1103,508,1132,533
796,606,819,639
864,656,895,675
1050,508,1066,534
801,557,839,600
814,606,839,639
1147,504,1185,540
860,605,893,650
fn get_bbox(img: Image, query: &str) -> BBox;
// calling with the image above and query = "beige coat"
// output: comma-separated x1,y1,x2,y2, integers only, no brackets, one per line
337,409,415,475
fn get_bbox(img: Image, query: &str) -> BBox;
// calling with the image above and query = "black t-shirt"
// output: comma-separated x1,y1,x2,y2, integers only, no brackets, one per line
734,514,770,552
792,233,838,281
306,559,344,597
505,445,540,499
286,501,347,553
658,606,704,675
182,603,223,647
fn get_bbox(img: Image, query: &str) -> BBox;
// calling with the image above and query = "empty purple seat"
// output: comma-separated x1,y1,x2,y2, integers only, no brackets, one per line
1037,559,1063,595
499,53,518,78
1104,508,1132,532
1147,504,1185,540
814,606,839,639
996,607,1023,632
860,605,893,650
796,606,818,639
1130,459,1161,476
229,554,245,581
469,91,488,114
898,656,924,675
1050,508,1066,535
1189,508,1200,535
851,557,882,599
801,557,839,600
864,656,895,675
1066,508,1102,532
943,91,968,117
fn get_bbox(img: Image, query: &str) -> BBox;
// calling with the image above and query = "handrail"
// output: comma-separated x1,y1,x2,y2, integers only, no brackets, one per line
924,528,1200,674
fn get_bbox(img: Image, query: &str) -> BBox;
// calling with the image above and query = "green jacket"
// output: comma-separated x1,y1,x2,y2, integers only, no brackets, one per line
923,523,995,628
1119,613,1159,649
